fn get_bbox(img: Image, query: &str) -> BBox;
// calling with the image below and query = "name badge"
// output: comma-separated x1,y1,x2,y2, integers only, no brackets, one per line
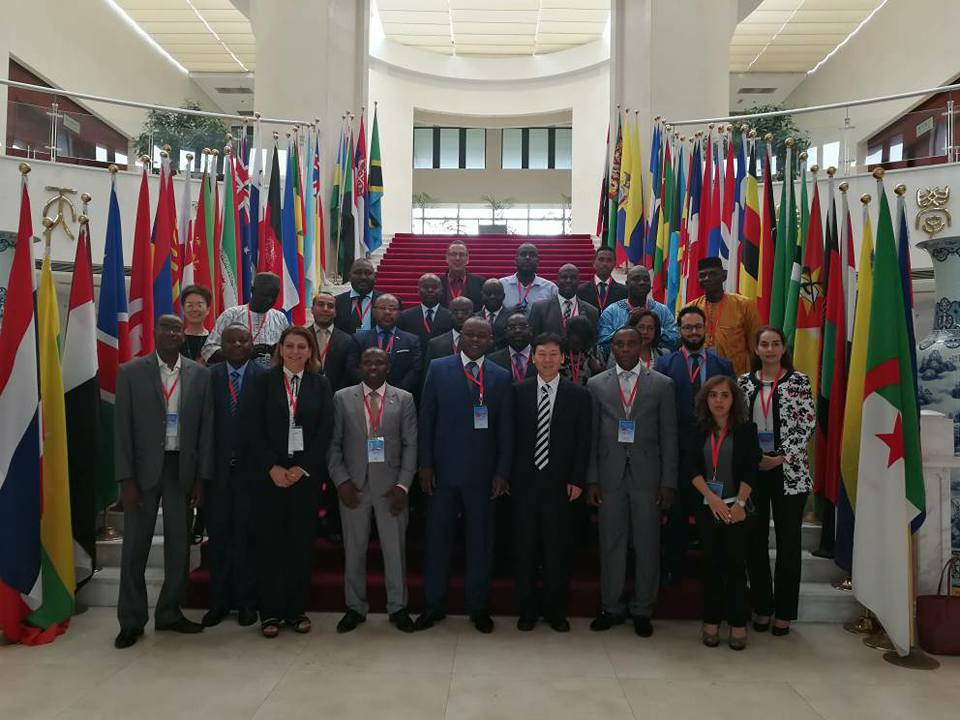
706,479,725,497
758,431,775,454
473,405,489,430
166,412,178,434
288,426,304,455
367,437,385,463
618,419,635,443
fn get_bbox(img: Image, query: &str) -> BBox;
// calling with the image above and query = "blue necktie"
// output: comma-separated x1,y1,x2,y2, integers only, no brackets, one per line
229,369,241,415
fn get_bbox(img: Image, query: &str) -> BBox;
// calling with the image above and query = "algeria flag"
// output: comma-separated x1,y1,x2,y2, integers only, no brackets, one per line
852,185,925,658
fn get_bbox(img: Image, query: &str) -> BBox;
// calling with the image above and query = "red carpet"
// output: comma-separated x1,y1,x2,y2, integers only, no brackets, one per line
375,234,598,307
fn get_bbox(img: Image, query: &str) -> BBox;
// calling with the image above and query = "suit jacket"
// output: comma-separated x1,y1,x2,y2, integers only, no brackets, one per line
488,347,537,383
419,355,514,487
528,296,599,337
511,377,592,490
474,308,509,350
654,349,734,434
440,272,485,310
243,367,334,479
114,354,214,492
334,289,383,334
210,360,267,484
586,365,678,494
576,278,627,313
346,327,422,393
425,330,460,366
682,422,761,492
327,383,418,492
313,324,353,393
397,305,453,349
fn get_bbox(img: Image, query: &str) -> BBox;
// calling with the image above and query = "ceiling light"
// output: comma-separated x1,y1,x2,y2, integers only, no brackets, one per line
808,0,889,75
103,0,189,74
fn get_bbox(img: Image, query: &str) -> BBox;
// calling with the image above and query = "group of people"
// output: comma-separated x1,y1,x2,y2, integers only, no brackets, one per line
113,239,815,653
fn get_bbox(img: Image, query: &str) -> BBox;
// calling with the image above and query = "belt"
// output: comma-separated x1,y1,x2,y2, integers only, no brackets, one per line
164,451,180,457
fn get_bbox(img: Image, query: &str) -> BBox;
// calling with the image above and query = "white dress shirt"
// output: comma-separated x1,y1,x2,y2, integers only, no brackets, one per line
558,294,579,318
460,352,485,369
158,352,182,451
615,363,640,412
536,374,560,422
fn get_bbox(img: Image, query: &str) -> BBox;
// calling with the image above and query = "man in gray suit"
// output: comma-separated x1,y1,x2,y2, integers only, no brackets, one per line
586,326,677,638
114,314,214,649
328,347,418,634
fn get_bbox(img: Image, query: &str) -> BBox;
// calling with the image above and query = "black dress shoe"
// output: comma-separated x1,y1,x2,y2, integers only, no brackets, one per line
471,613,494,634
548,617,570,633
156,618,204,634
590,610,626,631
336,609,367,634
202,608,229,627
389,609,416,633
238,608,258,627
414,609,446,631
114,627,143,649
633,616,654,637
771,624,790,637
516,615,537,632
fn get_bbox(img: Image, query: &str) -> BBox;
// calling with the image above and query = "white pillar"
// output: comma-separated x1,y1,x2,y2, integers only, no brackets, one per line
0,17,9,156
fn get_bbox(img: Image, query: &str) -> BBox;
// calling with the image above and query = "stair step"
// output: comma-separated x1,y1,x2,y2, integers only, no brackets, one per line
96,536,201,570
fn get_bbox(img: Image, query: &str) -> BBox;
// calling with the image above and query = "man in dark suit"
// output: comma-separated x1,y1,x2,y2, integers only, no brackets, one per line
655,304,734,585
416,317,514,634
398,273,453,350
439,239,485,310
488,312,537,383
114,315,214,649
203,324,266,628
424,296,475,367
310,290,353,393
576,245,627,314
529,263,600,338
335,258,382,334
512,333,592,632
346,294,422,393
475,278,509,350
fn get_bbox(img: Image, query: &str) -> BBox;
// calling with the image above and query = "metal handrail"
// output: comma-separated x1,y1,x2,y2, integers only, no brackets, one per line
665,82,960,126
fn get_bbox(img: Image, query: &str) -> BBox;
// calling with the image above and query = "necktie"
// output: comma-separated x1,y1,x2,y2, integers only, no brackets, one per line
534,385,551,470
598,281,607,304
229,369,241,415
690,353,702,394
563,299,572,321
466,361,479,379
620,370,635,410
291,374,300,395
354,296,368,328
426,307,434,326
368,390,381,434
514,351,526,376
380,329,390,349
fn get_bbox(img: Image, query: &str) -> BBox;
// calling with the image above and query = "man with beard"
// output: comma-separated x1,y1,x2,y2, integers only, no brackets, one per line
596,266,678,356
335,258,382,334
202,272,289,367
499,243,557,314
528,263,599,338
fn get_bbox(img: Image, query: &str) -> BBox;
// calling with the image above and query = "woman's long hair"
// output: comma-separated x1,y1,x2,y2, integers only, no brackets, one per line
273,325,321,373
750,324,795,373
694,375,749,432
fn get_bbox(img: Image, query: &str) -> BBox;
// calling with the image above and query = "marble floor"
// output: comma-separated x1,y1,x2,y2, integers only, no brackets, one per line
2,608,959,720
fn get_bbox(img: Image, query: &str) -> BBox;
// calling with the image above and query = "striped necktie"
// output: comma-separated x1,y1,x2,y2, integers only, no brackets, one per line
229,369,241,415
534,385,551,470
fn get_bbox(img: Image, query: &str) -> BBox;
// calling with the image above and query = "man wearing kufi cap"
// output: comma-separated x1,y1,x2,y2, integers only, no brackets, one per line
689,257,760,375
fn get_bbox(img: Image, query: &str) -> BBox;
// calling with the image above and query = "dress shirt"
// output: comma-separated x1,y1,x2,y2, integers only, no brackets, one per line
281,366,302,422
460,352,486,370
536,374,560,422
684,349,703,378
361,382,407,492
482,307,501,326
227,361,249,393
350,288,374,332
202,304,290,363
510,346,531,378
615,363,640,414
158,353,182,451
597,297,679,351
421,303,439,322
558,294,579,319
498,274,558,311
311,323,332,358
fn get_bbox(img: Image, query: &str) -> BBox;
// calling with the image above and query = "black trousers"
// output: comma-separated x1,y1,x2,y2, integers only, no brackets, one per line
255,474,319,621
206,464,256,612
513,475,572,620
697,506,748,627
747,469,807,621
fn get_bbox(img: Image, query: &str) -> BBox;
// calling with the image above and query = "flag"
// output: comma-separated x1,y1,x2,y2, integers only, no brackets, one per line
178,159,195,290
249,131,262,284
330,123,344,262
791,169,824,399
303,129,319,306
193,158,214,321
604,119,621,253
738,140,761,300
95,174,129,513
152,156,175,318
212,159,223,318
29,244,75,637
783,161,808,346
720,134,736,286
128,166,154,357
313,131,327,278
597,122,610,241
63,214,98,587
355,110,369,260
166,162,181,315
665,143,685,314
281,140,301,316
236,136,254,303
682,139,703,305
261,143,284,302
616,115,632,259
291,135,307,325
852,183,925,658
770,145,794,330
707,132,723,259
337,127,357,278
645,120,662,268
757,139,776,323
626,115,646,266
366,105,384,254
732,128,747,293
0,169,42,644
218,146,241,311
651,136,672,301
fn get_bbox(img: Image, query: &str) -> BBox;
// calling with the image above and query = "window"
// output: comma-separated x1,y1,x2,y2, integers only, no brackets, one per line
412,127,487,169
95,145,108,163
555,128,572,169
502,129,523,169
500,127,572,169
114,150,128,165
889,134,903,162
822,141,840,169
804,146,817,170
409,202,572,236
528,128,549,169
865,146,882,165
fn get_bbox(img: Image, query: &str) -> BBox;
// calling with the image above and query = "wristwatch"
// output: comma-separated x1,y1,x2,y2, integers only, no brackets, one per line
736,499,746,508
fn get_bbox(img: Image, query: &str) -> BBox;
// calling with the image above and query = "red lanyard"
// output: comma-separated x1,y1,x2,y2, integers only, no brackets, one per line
704,297,726,342
377,331,396,354
680,347,702,385
246,307,265,342
516,275,534,306
510,351,527,382
283,373,300,418
354,296,371,325
569,352,582,384
640,353,653,370
617,370,640,416
758,368,784,419
463,362,485,405
710,427,728,478
227,372,239,406
162,371,180,405
362,388,386,434
449,274,464,299
595,281,609,311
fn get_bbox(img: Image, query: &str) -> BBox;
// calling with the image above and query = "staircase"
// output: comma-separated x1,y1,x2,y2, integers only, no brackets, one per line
374,234,598,307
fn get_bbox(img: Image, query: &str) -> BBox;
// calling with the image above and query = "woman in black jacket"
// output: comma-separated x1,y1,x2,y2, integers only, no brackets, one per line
244,326,334,638
685,375,761,650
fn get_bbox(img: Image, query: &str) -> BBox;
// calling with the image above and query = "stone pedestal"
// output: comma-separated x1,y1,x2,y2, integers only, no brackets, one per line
917,411,960,595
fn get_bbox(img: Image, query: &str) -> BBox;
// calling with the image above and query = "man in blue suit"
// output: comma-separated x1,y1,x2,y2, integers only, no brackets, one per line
415,317,514,634
203,324,266,628
346,293,422,394
654,304,734,586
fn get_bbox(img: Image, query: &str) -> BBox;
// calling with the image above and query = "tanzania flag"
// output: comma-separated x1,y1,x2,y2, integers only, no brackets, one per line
366,105,385,253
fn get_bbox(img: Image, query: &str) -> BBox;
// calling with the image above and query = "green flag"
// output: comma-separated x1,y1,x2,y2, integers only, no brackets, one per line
770,146,793,328
783,161,808,346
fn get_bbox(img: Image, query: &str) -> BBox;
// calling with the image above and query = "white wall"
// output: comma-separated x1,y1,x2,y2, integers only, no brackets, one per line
1,0,220,139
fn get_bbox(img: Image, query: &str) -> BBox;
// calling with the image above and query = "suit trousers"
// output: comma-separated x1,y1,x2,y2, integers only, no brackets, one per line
598,467,661,617
424,482,493,614
254,474,320,621
697,506,748,627
513,474,571,619
340,483,409,615
747,469,807,621
205,464,256,611
117,453,190,630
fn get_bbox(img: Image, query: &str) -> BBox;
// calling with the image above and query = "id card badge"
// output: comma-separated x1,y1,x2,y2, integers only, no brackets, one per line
367,437,385,463
473,405,489,430
706,478,725,497
618,419,635,444
288,426,305,454
166,412,178,434
758,431,775,453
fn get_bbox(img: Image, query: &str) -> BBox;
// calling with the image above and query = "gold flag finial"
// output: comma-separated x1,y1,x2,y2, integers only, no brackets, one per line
18,162,31,175
861,193,871,204
872,167,885,180
785,137,794,147
81,192,92,204
740,123,750,133
810,164,820,174
254,111,262,119
763,132,773,143
839,182,849,192
108,164,119,174
894,183,907,196
272,131,279,140
799,151,808,161
162,144,172,153
748,128,757,138
826,166,836,177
